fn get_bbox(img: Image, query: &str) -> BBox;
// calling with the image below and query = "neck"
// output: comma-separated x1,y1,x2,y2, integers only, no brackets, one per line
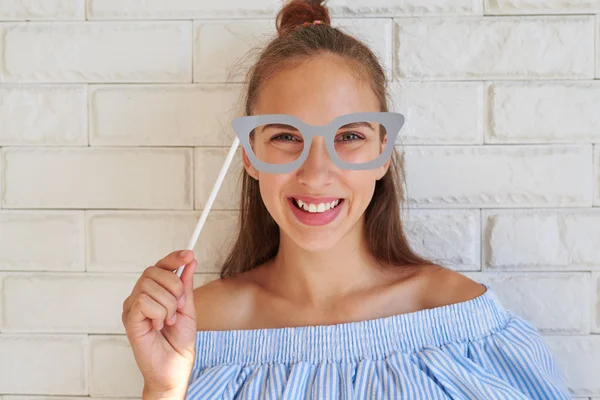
266,217,386,308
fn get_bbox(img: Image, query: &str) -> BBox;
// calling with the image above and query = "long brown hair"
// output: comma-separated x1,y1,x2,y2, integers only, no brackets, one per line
219,0,434,278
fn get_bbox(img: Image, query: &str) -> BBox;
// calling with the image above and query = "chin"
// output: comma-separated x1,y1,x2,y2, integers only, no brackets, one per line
291,234,341,253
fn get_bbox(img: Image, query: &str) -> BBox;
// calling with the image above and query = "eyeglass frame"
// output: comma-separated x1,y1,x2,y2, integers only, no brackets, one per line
231,111,405,174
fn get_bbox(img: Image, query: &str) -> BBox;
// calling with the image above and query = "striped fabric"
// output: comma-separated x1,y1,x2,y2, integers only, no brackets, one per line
185,283,571,399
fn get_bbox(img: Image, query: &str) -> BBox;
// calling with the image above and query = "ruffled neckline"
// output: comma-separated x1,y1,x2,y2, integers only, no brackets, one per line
194,282,510,366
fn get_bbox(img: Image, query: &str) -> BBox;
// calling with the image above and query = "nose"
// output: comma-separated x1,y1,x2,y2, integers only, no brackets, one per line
296,136,335,186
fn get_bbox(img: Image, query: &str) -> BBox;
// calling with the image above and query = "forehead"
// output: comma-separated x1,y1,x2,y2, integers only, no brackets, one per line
252,55,380,126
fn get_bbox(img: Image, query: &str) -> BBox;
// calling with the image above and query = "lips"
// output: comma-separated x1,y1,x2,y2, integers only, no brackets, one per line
287,196,345,226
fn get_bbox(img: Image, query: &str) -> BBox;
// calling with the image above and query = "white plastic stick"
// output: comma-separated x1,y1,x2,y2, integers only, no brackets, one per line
175,136,240,278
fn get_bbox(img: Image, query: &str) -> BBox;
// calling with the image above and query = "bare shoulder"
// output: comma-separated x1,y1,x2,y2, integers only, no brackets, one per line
192,274,255,331
417,264,487,309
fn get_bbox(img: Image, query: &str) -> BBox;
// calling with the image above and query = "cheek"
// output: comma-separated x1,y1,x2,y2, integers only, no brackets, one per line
258,175,290,206
345,171,378,192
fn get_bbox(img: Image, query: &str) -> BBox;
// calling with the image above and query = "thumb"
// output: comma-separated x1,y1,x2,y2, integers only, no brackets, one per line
178,256,197,316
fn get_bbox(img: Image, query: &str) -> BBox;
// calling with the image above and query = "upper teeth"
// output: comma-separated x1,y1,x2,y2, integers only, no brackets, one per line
294,198,341,213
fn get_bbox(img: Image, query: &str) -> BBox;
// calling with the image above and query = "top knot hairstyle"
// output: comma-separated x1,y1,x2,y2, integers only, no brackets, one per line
219,0,434,278
276,0,331,36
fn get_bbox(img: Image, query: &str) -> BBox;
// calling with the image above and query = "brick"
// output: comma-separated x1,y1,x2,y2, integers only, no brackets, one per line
184,211,238,274
331,18,393,82
597,19,600,78
0,22,192,83
395,16,594,80
486,81,600,144
544,335,600,396
471,272,591,333
0,275,3,331
0,85,86,145
195,147,243,210
87,0,279,19
3,273,137,333
402,209,480,271
0,0,84,20
86,210,238,274
329,0,481,16
88,0,482,19
2,147,193,209
593,145,600,206
194,20,274,83
389,81,483,144
485,0,600,14
0,335,87,394
403,145,593,207
89,336,144,397
483,209,600,270
89,84,242,146
594,272,600,333
194,18,392,83
0,211,84,272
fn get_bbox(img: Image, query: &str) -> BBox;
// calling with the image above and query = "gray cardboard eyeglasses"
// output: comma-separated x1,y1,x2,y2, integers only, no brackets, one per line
232,111,405,173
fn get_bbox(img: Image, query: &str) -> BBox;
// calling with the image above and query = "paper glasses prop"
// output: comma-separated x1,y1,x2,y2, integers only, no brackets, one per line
174,111,405,277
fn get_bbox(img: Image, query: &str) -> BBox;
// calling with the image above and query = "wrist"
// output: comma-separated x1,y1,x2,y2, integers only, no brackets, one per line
142,384,187,400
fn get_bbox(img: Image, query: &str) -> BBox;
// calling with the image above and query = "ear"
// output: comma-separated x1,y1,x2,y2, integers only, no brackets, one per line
242,148,259,180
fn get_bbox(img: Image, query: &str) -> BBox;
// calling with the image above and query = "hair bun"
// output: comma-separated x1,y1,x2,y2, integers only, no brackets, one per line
276,0,331,36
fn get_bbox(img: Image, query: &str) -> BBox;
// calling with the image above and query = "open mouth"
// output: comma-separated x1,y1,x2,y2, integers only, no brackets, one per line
290,197,345,213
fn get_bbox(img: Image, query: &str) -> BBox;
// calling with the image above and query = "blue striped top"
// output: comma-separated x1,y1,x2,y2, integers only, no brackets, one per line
185,283,570,399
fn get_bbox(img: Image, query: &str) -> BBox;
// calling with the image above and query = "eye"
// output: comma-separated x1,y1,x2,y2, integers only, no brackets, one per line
271,133,302,142
336,132,364,141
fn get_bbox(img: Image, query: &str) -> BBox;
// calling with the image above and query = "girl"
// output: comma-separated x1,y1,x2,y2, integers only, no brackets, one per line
122,0,571,398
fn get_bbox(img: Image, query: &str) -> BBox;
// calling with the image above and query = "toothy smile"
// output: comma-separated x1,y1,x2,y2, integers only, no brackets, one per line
291,198,344,213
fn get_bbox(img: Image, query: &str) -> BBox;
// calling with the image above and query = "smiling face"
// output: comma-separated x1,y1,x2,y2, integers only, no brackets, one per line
242,54,390,252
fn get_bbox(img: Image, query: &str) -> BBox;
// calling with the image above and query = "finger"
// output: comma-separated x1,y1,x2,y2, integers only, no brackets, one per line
154,250,195,272
129,293,168,331
122,295,131,313
138,277,179,325
178,258,198,315
142,267,185,304
122,294,137,315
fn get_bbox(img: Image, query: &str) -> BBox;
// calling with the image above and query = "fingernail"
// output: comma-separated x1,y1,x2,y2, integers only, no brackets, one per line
179,250,188,258
178,295,185,308
171,314,177,324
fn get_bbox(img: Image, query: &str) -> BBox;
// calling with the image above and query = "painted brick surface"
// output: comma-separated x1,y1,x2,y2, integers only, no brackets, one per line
0,1,597,397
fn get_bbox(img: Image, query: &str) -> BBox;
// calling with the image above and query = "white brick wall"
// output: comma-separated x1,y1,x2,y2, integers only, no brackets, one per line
0,1,85,21
486,81,600,143
0,0,598,398
0,85,87,145
396,16,596,80
0,22,192,83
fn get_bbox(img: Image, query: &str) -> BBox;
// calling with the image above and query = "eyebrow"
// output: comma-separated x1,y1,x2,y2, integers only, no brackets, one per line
341,122,375,130
259,121,375,131
259,123,298,131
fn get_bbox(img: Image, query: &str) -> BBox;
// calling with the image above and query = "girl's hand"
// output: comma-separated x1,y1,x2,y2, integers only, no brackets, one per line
122,250,198,397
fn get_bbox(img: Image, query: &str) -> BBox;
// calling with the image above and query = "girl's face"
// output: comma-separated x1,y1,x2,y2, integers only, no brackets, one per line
242,55,390,252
